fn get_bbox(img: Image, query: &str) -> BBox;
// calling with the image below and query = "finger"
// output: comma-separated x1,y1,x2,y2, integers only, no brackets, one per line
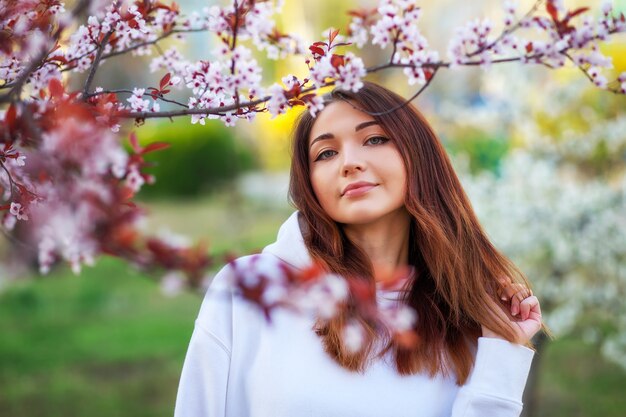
502,283,530,300
519,295,540,321
507,285,531,316
511,292,521,316
497,276,512,301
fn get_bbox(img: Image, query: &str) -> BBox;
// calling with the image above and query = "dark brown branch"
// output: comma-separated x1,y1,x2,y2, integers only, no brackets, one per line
82,30,114,99
86,89,189,108
118,95,271,119
0,161,16,203
116,82,334,119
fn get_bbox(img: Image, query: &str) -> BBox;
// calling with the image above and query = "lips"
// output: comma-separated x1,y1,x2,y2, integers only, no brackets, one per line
341,181,377,197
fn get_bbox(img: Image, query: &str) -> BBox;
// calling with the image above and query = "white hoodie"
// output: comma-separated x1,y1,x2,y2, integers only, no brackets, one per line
174,211,535,417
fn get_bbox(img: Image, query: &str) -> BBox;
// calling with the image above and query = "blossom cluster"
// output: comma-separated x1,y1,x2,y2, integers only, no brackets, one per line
447,0,626,84
438,65,626,368
225,254,418,352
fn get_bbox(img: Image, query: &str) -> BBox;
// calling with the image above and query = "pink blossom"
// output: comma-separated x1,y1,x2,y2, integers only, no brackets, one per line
15,155,26,167
126,88,151,112
342,320,366,353
126,165,145,192
348,17,368,49
161,271,186,297
379,304,417,333
10,203,29,221
281,74,298,91
306,95,325,118
601,1,613,15
267,83,288,118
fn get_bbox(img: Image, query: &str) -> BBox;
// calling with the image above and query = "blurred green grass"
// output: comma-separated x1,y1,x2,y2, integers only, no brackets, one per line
0,192,624,417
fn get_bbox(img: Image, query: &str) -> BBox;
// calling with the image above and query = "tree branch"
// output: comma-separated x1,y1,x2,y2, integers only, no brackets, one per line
61,28,208,73
82,30,114,99
362,68,440,116
0,161,16,203
465,0,546,59
0,0,94,103
86,89,189,108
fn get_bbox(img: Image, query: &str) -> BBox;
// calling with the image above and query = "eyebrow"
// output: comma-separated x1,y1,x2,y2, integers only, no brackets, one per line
310,120,380,148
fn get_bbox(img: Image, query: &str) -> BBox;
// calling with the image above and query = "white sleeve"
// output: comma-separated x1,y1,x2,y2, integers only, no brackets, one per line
451,337,535,417
174,266,235,417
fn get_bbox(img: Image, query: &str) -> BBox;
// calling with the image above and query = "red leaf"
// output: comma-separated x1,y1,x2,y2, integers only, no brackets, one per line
129,132,142,153
312,41,328,47
0,204,10,211
566,7,589,20
5,104,16,131
330,54,345,68
309,45,325,56
525,42,533,53
160,72,171,90
161,89,170,95
48,78,64,99
141,142,171,154
546,2,559,22
424,70,433,81
120,186,135,201
329,29,340,45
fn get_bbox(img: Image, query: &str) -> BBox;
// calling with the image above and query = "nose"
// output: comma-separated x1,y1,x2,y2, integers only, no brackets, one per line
341,147,365,177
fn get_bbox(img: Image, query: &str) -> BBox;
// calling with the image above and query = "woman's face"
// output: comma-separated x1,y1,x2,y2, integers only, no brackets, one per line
308,100,408,225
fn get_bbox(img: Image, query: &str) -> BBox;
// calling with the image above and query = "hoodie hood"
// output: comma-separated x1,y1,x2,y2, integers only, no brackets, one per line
262,211,312,270
262,211,411,302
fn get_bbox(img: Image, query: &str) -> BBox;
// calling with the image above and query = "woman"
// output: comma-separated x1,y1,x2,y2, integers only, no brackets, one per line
174,82,544,417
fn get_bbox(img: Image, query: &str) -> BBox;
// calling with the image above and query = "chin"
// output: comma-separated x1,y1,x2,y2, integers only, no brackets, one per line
333,206,403,226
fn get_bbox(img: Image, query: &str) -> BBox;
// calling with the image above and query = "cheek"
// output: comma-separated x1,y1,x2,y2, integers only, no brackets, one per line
310,167,336,212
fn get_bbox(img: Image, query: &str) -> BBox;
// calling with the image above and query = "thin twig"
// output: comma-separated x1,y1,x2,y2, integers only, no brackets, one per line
363,68,440,116
562,51,623,95
86,89,189,108
82,30,114,99
230,0,241,109
117,81,334,119
61,28,207,73
0,161,16,203
466,0,546,58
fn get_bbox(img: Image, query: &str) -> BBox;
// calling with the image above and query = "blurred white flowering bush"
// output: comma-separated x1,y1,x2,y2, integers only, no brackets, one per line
453,63,626,368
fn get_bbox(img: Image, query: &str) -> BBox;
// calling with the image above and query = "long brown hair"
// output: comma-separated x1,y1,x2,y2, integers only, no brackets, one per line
289,81,535,384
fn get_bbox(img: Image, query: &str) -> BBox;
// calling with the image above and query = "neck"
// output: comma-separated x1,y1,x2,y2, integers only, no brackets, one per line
342,209,411,282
